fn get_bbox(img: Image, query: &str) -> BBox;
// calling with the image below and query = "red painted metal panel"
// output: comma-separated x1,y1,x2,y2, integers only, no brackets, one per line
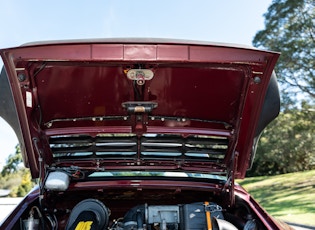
92,44,124,60
157,45,189,61
124,44,157,60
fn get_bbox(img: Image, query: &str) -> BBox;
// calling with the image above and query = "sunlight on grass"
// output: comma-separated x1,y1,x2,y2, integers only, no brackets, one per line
238,170,315,226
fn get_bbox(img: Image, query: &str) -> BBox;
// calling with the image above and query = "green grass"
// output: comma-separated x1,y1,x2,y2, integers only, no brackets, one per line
238,170,315,226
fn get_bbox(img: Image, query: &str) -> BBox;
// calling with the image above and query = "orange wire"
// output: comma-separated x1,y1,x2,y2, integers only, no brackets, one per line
205,201,212,230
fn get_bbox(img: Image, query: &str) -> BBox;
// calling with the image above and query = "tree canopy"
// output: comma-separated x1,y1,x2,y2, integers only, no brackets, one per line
249,0,315,176
1,145,23,177
253,0,315,100
0,145,34,197
248,101,315,176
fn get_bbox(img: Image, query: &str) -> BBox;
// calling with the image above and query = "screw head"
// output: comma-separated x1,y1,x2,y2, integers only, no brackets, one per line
18,73,26,82
253,76,261,84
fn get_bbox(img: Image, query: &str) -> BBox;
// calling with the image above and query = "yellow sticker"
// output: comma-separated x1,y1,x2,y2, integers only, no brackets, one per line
75,221,93,230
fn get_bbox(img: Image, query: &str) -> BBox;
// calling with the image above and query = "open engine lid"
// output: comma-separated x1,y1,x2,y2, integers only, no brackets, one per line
0,38,280,179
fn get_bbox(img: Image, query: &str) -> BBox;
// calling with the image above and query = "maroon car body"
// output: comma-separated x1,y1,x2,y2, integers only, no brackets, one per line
0,39,293,229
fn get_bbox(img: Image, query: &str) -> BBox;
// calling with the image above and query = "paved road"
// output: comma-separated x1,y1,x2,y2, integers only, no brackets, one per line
0,197,23,224
293,226,315,230
289,223,315,230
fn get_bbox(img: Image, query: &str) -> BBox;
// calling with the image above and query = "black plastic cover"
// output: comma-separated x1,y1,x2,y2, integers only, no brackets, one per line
182,202,224,229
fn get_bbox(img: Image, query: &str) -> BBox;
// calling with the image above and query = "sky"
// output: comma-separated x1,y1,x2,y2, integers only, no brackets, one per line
0,0,272,169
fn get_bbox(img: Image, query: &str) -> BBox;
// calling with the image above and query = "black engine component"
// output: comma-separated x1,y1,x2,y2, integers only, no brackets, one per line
64,200,246,230
182,202,224,229
121,202,238,230
65,199,110,230
123,205,146,230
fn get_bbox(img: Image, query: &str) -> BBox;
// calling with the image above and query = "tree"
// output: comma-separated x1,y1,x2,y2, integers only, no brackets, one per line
248,101,315,176
1,145,23,177
249,0,315,176
253,0,315,100
0,145,35,197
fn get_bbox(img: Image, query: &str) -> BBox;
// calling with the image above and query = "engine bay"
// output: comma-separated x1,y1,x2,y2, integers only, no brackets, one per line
66,200,232,230
17,188,265,230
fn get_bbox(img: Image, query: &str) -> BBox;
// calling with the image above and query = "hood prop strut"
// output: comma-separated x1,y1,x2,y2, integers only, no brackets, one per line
33,138,45,206
223,151,239,208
